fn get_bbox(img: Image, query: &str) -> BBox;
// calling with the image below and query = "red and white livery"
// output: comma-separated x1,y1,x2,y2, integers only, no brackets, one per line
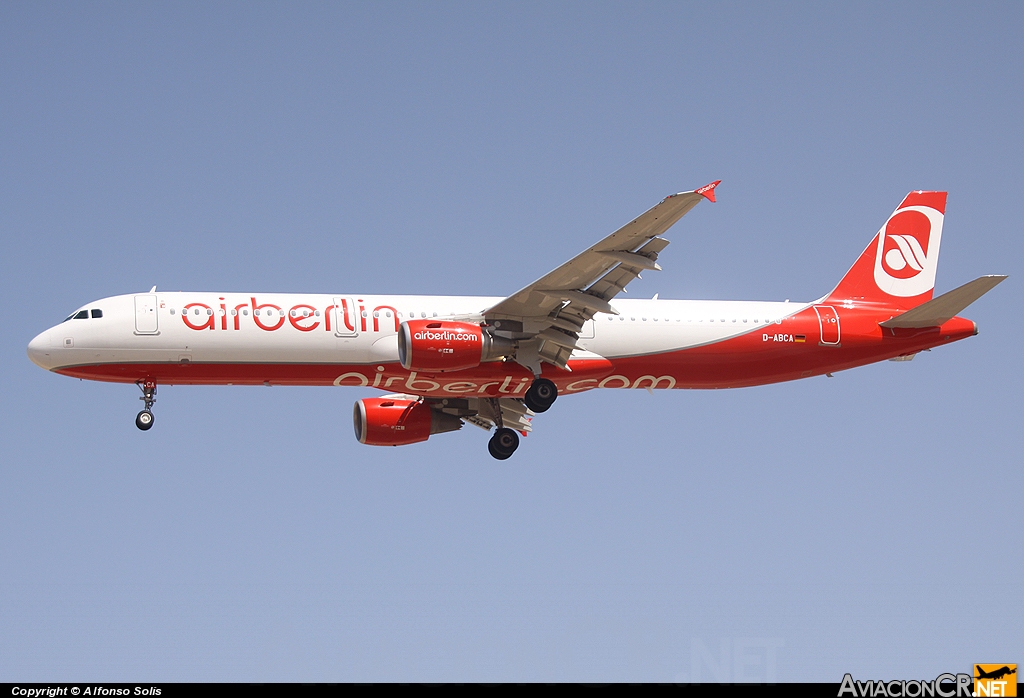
27,184,1005,459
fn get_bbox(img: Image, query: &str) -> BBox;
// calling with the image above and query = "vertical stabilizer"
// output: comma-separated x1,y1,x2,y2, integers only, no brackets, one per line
824,191,946,309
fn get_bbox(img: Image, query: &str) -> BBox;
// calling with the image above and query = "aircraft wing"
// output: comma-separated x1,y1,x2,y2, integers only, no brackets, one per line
483,181,719,372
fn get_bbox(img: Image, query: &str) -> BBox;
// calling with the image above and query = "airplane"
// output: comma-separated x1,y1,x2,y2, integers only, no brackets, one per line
975,666,1016,681
27,182,1006,459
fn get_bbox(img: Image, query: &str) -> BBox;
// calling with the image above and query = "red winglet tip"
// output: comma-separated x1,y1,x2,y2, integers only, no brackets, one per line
695,180,721,202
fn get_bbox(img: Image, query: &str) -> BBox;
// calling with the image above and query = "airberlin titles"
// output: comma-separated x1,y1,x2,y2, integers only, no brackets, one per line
332,366,683,396
176,297,391,333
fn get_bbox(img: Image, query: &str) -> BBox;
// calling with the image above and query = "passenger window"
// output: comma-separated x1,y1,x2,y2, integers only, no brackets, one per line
91,309,103,318
74,310,89,320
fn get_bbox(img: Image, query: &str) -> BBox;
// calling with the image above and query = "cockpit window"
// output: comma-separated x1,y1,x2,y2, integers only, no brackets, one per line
63,308,102,322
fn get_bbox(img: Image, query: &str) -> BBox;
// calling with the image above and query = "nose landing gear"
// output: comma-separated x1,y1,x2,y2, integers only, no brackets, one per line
135,380,156,431
524,378,557,413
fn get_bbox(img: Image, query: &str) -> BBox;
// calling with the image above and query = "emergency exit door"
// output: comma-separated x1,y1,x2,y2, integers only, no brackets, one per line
813,305,840,346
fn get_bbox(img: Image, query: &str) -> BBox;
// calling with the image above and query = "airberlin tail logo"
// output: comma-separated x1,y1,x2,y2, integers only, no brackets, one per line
873,203,944,297
883,224,929,277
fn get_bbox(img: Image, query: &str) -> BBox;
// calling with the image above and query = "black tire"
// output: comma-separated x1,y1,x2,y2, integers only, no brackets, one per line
488,427,519,460
136,410,154,431
524,378,557,413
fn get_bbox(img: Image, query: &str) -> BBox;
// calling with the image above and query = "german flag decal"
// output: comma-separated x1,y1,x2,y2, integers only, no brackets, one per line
795,335,806,343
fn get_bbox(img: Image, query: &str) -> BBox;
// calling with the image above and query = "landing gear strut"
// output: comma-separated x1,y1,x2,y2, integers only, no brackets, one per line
488,427,520,460
135,380,156,431
524,378,557,413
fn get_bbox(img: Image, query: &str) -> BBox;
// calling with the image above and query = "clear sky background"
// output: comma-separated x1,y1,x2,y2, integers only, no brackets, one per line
1,1,1021,682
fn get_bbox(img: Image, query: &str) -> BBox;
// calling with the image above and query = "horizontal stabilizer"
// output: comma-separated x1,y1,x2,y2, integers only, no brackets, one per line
879,275,1007,328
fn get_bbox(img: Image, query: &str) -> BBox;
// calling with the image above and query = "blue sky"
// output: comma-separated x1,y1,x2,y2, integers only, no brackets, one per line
1,2,1020,682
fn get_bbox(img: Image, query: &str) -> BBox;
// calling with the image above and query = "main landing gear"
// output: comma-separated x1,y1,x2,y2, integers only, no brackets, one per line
524,377,557,413
486,379,557,460
135,380,156,431
488,427,520,460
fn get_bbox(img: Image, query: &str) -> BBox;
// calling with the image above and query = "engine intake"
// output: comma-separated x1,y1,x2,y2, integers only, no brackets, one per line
353,397,462,446
397,320,513,372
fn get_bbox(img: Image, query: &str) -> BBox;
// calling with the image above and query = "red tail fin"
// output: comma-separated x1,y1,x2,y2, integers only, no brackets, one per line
824,191,947,310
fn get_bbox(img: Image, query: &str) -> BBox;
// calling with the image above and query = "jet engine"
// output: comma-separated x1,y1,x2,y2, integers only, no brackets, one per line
397,320,513,372
353,397,462,446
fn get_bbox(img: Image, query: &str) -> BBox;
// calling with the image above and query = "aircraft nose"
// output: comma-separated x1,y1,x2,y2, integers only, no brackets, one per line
27,330,53,369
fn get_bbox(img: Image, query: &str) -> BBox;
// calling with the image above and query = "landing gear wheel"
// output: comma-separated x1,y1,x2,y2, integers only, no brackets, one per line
524,378,557,413
136,410,154,431
488,427,520,460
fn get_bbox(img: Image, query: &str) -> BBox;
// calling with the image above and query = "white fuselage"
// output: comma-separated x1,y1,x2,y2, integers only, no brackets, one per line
29,292,806,372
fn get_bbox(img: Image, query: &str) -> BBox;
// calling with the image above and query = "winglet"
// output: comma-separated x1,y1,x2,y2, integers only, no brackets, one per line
695,180,721,203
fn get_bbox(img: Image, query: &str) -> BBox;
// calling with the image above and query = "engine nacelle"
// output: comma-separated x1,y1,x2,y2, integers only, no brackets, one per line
397,320,513,372
353,397,462,446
